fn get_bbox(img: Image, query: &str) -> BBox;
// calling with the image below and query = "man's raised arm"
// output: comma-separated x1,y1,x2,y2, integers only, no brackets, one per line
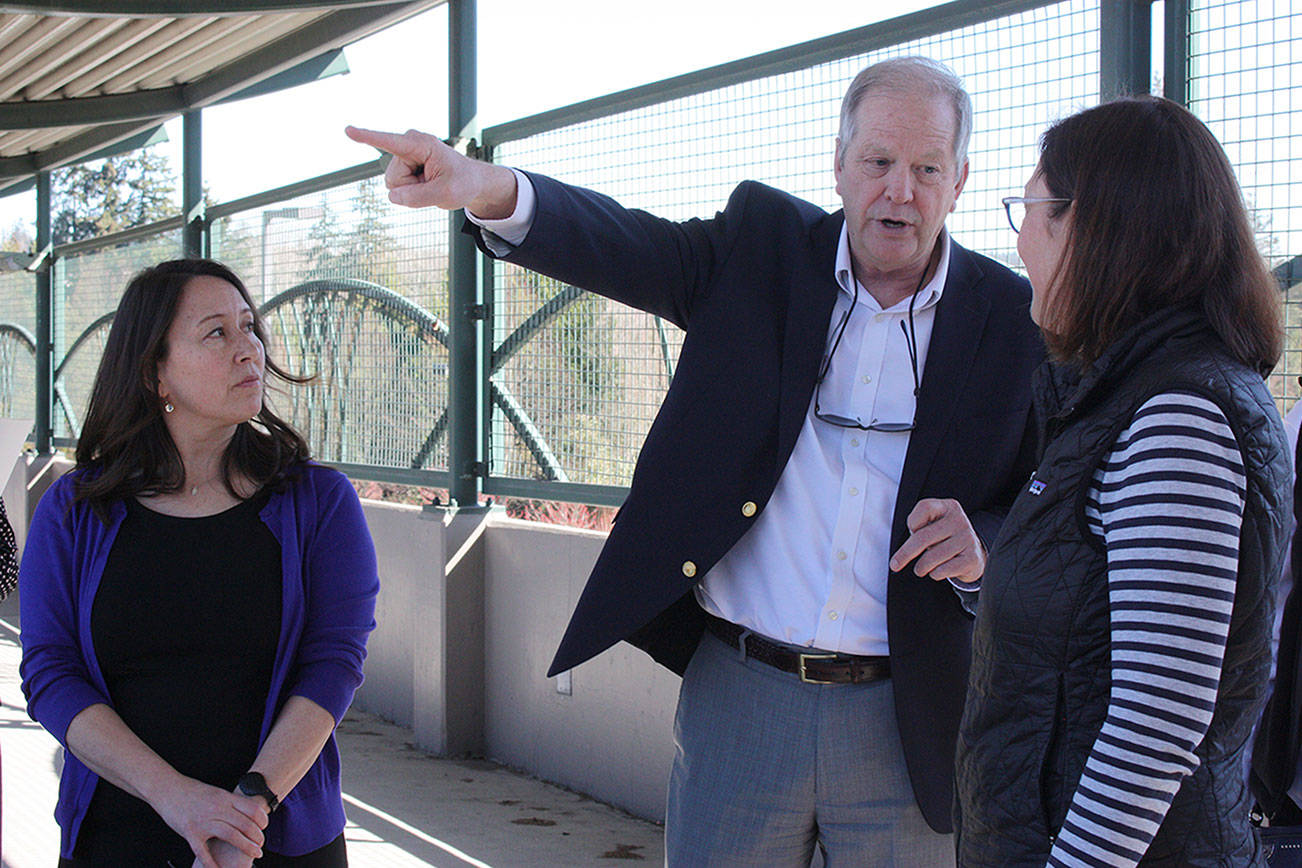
344,126,517,218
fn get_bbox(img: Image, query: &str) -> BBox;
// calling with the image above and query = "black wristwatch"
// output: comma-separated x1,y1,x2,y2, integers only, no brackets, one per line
237,771,280,812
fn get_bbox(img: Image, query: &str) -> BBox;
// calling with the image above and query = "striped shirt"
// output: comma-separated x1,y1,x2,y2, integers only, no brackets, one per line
1047,390,1247,868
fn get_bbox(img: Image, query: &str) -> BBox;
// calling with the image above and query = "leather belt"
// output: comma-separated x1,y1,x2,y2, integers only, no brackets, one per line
705,615,891,685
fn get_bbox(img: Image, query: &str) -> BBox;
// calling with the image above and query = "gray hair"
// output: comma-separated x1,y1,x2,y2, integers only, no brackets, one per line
836,56,973,170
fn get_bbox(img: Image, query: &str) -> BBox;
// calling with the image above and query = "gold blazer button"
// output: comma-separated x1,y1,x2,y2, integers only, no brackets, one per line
741,501,757,517
682,561,697,578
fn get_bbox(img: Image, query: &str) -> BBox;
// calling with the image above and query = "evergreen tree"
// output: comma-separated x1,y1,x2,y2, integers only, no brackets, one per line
51,148,177,245
0,221,33,253
303,195,347,280
303,180,398,283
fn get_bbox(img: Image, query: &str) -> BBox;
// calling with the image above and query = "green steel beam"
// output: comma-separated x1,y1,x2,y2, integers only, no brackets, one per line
0,3,429,186
0,1,427,14
482,478,629,510
0,153,38,176
0,88,185,130
53,215,184,258
182,110,205,257
219,48,349,104
34,171,51,455
483,0,1056,147
446,0,483,509
0,50,348,130
0,125,167,198
1100,0,1153,99
1163,0,1191,105
0,251,35,272
328,462,451,491
0,119,163,181
44,156,383,261
207,158,382,220
1276,255,1302,289
180,3,429,108
481,142,499,483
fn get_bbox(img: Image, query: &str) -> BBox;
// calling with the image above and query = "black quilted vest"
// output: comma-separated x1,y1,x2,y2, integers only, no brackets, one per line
955,310,1290,867
1250,413,1302,819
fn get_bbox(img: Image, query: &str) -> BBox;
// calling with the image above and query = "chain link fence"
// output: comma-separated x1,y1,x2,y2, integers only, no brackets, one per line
2,0,1297,500
211,177,452,471
0,269,35,422
52,231,183,439
487,0,1101,488
1187,0,1302,404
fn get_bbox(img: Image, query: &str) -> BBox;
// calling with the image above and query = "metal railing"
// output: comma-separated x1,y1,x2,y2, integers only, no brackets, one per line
3,0,1298,508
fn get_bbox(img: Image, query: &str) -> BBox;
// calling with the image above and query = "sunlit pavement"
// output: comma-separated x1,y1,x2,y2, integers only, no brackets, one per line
0,598,663,868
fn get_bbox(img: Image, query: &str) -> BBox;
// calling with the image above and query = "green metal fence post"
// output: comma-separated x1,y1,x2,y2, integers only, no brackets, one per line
447,0,485,510
1100,0,1153,99
182,109,208,258
1163,0,1191,105
34,170,53,455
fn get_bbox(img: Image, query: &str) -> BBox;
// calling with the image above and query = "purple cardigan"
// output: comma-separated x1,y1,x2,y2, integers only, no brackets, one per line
19,463,379,858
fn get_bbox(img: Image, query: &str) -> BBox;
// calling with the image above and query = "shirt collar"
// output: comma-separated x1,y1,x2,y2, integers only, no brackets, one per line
834,224,951,312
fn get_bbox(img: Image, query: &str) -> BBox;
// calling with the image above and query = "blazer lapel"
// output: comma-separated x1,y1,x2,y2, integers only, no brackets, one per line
775,211,843,474
892,242,991,539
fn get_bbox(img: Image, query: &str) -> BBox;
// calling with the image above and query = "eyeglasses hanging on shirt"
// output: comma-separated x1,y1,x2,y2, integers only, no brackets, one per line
812,269,925,432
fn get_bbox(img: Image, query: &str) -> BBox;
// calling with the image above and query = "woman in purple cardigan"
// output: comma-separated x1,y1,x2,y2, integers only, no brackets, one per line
19,259,378,867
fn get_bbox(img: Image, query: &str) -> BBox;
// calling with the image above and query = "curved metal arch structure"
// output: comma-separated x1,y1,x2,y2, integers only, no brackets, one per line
260,278,579,479
256,278,451,471
487,281,678,485
0,323,38,422
258,278,573,480
10,272,676,483
52,309,115,435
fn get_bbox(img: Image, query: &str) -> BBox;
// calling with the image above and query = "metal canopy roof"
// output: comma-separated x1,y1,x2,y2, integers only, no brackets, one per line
0,0,442,192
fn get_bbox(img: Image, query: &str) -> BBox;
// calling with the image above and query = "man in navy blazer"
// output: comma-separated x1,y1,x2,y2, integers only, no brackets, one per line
348,56,1042,867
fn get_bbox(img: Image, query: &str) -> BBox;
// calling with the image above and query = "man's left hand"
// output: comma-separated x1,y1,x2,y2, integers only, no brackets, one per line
888,498,985,583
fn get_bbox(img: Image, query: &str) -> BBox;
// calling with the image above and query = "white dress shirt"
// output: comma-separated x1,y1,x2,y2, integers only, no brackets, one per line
469,171,955,656
696,227,949,656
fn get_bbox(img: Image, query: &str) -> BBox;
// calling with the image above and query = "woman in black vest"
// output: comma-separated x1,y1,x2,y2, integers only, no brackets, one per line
955,97,1289,866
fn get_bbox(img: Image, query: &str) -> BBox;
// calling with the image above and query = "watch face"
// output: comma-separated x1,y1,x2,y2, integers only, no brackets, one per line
238,772,279,811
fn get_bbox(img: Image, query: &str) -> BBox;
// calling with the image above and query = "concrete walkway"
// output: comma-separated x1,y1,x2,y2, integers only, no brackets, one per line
0,597,664,867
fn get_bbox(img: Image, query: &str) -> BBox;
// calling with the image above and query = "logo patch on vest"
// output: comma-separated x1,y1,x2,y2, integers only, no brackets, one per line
1028,471,1046,496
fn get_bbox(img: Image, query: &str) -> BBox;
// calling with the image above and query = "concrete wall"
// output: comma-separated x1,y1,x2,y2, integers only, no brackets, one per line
350,507,677,823
483,519,678,822
13,469,675,823
353,500,442,730
11,454,74,557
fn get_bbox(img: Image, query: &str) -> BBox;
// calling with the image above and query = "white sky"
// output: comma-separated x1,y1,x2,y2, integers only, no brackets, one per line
0,0,940,229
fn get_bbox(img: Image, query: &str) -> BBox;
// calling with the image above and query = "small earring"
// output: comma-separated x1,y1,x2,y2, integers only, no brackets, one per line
163,400,174,414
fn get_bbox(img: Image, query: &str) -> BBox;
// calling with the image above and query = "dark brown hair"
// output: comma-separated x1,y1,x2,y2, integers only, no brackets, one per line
1036,96,1281,371
75,258,312,517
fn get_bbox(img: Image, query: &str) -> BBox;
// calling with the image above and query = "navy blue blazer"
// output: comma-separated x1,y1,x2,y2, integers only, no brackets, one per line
467,172,1044,832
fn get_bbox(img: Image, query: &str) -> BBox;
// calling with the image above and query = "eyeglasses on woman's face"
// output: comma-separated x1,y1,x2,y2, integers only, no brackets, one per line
1001,196,1073,233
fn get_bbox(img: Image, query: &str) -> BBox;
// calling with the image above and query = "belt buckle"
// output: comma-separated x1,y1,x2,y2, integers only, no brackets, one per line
797,652,838,684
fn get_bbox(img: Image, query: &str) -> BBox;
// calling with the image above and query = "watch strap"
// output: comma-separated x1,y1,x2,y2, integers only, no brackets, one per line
237,771,280,812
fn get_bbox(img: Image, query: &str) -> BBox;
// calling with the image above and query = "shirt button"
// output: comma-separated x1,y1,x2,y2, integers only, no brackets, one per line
741,501,757,517
836,551,847,561
850,438,860,447
682,561,697,578
829,611,839,621
848,487,859,496
862,375,872,384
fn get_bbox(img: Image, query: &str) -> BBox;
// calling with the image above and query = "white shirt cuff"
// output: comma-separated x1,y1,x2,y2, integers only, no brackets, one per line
465,167,535,252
